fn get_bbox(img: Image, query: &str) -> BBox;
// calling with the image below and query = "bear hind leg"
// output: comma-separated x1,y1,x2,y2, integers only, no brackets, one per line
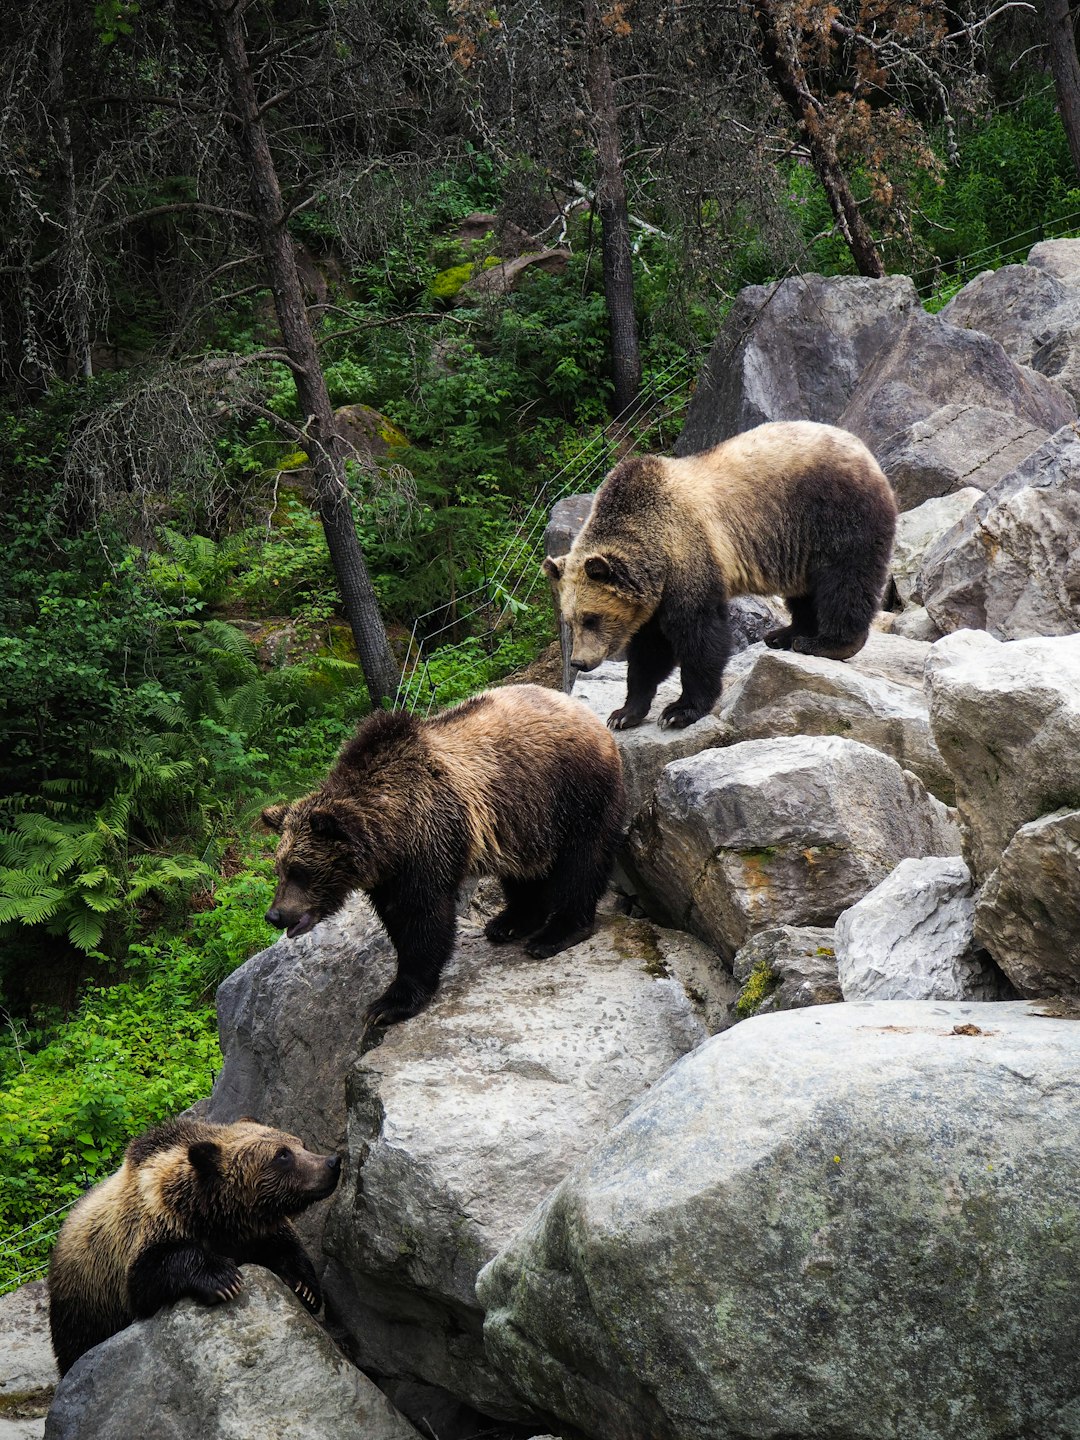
794,568,876,660
765,594,816,650
524,832,615,960
485,876,551,944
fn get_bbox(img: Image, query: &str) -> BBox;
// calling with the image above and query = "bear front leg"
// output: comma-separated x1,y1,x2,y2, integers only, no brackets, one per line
607,621,675,730
365,882,457,1027
485,876,551,944
128,1241,243,1320
239,1224,321,1314
659,595,731,729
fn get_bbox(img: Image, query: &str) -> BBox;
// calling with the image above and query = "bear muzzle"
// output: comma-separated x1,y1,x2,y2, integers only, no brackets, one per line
265,905,318,939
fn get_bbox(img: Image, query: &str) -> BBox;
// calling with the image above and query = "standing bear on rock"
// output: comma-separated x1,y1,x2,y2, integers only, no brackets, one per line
544,420,897,730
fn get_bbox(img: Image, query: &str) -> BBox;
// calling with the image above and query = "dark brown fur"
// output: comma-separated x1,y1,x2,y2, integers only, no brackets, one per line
263,684,626,1026
48,1118,340,1376
544,421,897,730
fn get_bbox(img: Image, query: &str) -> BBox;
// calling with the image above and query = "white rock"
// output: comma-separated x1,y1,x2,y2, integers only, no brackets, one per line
891,487,983,605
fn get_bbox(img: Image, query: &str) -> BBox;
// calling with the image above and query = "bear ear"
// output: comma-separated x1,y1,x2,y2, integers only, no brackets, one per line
541,555,564,582
308,806,351,842
188,1140,221,1176
261,803,289,833
584,552,640,594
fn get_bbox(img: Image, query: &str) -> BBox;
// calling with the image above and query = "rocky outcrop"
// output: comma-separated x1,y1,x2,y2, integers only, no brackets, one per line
974,809,1080,996
675,273,918,454
1029,237,1080,281
890,487,982,606
479,1000,1080,1440
44,1271,422,1440
725,924,840,1023
320,916,734,1417
835,856,1005,1001
626,735,960,960
925,630,1080,880
0,1282,55,1440
918,423,1080,639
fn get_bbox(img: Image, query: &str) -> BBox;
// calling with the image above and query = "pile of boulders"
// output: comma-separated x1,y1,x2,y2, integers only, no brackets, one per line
40,241,1080,1440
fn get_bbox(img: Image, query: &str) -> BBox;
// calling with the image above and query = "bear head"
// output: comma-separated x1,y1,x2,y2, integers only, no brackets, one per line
543,549,661,672
262,793,372,938
172,1120,341,1234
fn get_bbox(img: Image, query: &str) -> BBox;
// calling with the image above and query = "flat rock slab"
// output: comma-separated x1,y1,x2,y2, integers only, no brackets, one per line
925,629,1080,879
480,1000,1080,1440
322,915,734,1417
919,423,1080,639
627,735,960,960
44,1270,421,1440
975,808,1080,996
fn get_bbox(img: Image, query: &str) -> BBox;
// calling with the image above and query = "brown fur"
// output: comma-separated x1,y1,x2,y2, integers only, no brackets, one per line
48,1118,339,1376
544,421,897,729
263,685,626,1026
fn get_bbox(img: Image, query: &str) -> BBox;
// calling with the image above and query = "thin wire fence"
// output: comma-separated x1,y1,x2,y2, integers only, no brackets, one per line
0,1205,70,1295
394,353,697,714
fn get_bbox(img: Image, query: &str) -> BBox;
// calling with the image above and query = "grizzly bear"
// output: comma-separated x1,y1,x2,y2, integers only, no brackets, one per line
48,1117,339,1376
262,684,626,1027
544,420,897,730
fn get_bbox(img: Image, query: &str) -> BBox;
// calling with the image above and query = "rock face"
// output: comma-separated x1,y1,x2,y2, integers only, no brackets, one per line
925,630,1080,880
627,736,960,959
890,487,982,606
726,924,840,1023
941,263,1077,367
675,273,918,454
479,1000,1080,1440
0,1281,55,1440
321,916,734,1417
724,645,951,801
919,424,1080,639
835,856,1005,1001
974,809,1080,996
44,1270,421,1440
838,308,1072,506
1029,237,1080,281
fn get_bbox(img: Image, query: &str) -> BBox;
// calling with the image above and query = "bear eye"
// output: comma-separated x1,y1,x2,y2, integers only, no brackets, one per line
274,1146,293,1165
582,614,601,631
288,865,309,886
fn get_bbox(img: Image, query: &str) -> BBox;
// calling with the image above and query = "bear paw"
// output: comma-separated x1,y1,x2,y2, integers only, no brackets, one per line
659,702,705,730
764,625,796,650
193,1259,244,1306
607,706,647,731
292,1279,322,1313
363,980,433,1029
484,910,539,944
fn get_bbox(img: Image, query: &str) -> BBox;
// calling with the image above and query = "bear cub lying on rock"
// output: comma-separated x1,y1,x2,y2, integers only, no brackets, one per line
263,684,626,1027
48,1116,339,1376
545,420,897,729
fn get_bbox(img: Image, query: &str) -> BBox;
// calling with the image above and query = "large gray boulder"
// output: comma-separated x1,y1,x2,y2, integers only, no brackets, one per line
44,1270,421,1440
321,916,734,1417
1028,237,1080,282
918,423,1080,639
479,1000,1080,1440
974,809,1080,996
675,273,918,454
839,308,1073,507
835,856,1004,1001
941,263,1077,367
724,645,951,801
626,736,960,960
890,487,982,606
725,924,840,1024
925,629,1080,880
0,1282,55,1440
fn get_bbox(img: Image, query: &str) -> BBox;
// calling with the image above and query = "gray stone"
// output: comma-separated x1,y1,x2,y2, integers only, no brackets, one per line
626,736,960,961
1028,237,1080,283
840,306,1071,469
675,273,918,454
925,629,1080,879
880,605,944,642
835,856,1005,1001
0,1282,55,1435
543,494,593,561
875,403,1049,510
975,809,1080,997
479,1000,1080,1440
891,488,983,606
941,263,1072,366
570,661,729,819
43,1269,421,1440
919,423,1080,639
724,645,952,801
726,924,840,1024
206,894,396,1265
321,915,734,1417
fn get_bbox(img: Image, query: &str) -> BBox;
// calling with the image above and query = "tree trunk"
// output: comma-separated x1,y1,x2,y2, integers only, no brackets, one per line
209,1,399,706
1047,0,1080,184
754,0,885,279
584,0,642,419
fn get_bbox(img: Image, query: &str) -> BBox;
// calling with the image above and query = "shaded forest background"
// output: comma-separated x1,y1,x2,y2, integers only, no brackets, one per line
4,0,1080,1285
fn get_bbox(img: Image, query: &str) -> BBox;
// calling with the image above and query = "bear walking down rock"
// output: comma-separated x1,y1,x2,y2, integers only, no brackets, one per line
544,421,897,730
262,684,627,1027
48,1117,340,1377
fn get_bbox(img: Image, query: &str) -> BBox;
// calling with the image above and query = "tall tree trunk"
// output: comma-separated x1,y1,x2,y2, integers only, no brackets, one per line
1046,0,1080,183
584,0,642,420
209,0,398,706
754,0,885,279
